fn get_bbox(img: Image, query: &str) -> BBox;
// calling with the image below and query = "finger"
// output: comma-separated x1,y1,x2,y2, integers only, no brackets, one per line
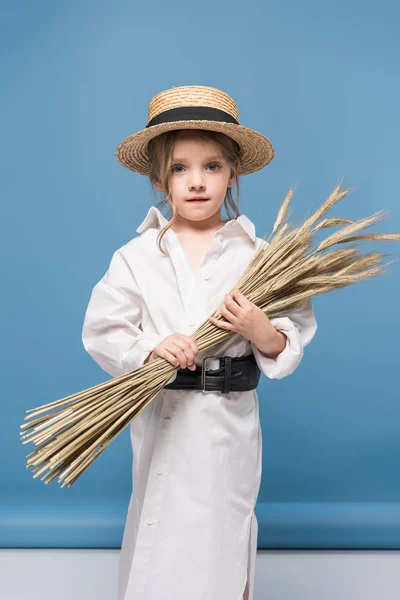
230,288,249,308
223,295,241,317
220,302,237,323
168,344,189,369
175,334,199,359
173,339,196,365
186,336,199,358
161,348,181,368
162,347,197,370
208,316,234,330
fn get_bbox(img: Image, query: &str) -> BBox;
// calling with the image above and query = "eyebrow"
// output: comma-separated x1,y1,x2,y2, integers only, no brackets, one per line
171,155,224,162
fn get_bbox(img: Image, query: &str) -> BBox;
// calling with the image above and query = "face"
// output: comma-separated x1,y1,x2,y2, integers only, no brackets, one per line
154,130,239,228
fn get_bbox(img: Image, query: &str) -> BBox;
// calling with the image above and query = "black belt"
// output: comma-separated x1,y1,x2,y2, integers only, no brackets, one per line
163,354,261,394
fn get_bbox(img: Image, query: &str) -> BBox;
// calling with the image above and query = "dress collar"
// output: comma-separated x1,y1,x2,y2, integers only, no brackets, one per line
136,205,256,242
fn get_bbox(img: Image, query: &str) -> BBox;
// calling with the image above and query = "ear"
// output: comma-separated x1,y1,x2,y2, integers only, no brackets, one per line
228,159,240,188
153,178,164,193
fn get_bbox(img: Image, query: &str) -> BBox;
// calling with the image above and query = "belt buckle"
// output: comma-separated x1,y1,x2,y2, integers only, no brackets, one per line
201,356,221,392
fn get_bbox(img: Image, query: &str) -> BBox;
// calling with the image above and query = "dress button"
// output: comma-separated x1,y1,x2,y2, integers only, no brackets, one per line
156,469,163,475
189,320,195,326
218,234,224,241
163,417,170,424
203,273,209,280
147,518,154,525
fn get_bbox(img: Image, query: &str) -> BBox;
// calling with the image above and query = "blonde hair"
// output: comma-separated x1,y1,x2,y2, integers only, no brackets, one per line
146,129,242,255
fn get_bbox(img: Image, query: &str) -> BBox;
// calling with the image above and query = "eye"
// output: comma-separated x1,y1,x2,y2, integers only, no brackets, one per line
207,163,221,171
171,164,184,174
171,162,221,173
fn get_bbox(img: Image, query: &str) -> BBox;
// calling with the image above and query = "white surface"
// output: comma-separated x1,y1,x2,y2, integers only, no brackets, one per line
1,549,400,600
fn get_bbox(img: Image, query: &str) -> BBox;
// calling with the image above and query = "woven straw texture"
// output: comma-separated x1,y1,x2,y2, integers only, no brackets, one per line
115,85,274,176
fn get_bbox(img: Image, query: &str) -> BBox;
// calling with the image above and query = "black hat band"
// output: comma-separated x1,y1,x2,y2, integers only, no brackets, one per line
146,105,239,128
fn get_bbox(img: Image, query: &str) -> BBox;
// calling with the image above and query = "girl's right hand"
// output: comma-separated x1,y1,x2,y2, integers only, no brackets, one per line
144,333,199,371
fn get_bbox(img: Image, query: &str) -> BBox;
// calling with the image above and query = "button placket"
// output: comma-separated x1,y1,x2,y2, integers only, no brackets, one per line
166,227,228,313
164,230,196,313
187,242,224,331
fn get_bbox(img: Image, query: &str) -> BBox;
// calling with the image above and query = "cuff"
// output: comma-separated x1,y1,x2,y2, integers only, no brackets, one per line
121,332,178,385
251,317,303,380
121,332,165,373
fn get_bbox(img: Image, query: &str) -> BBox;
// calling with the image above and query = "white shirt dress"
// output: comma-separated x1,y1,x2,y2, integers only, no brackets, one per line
81,205,318,600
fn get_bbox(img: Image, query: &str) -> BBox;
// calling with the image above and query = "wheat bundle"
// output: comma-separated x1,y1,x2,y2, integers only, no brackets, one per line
20,183,400,487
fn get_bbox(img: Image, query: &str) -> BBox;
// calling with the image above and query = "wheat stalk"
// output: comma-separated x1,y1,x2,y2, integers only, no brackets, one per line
20,184,400,487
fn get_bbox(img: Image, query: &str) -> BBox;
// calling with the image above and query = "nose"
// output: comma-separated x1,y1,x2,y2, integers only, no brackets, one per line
188,169,205,191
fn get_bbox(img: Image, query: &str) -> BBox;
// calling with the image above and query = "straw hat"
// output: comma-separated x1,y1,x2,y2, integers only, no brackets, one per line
115,85,274,176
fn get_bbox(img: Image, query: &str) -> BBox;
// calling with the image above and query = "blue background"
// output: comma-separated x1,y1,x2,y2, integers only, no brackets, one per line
1,0,399,548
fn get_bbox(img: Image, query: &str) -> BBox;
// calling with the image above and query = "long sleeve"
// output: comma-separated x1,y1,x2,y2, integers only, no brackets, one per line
82,249,164,378
251,297,317,380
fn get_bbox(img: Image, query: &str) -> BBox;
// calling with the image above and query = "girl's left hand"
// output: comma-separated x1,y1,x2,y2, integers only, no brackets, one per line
208,288,284,355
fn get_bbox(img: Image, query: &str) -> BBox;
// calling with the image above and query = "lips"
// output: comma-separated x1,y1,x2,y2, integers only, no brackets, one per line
187,197,209,202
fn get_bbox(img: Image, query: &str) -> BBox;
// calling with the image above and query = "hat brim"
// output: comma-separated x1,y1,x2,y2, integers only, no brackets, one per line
115,120,274,176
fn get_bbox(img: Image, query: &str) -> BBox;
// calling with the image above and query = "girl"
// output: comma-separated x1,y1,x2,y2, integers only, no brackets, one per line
82,85,318,600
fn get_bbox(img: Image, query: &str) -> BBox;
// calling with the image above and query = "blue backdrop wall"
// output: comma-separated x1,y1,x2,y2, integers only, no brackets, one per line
1,0,400,549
